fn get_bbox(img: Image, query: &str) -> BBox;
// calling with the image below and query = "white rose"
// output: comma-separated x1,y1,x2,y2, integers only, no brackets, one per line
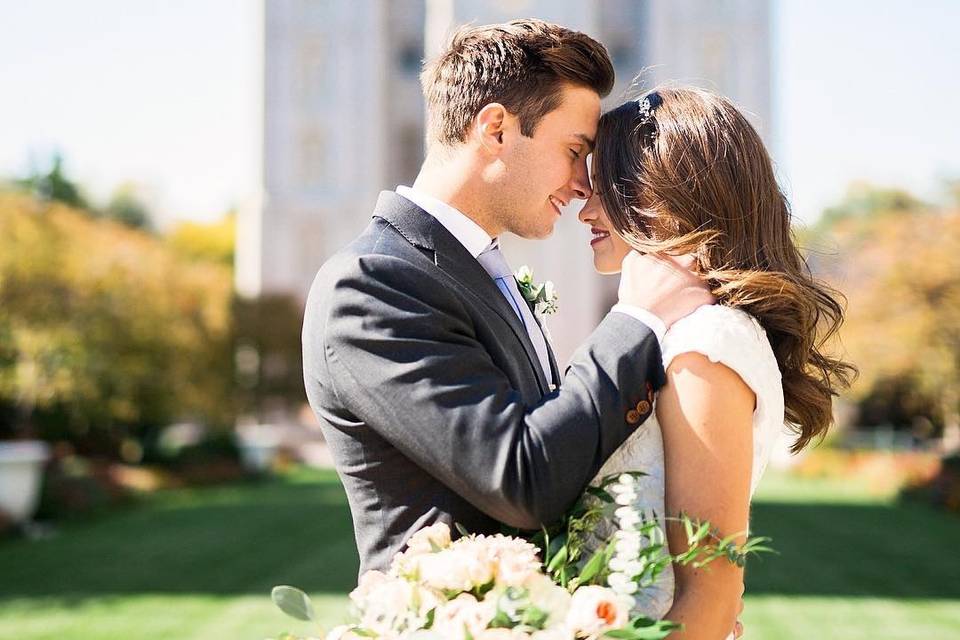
496,553,542,587
475,628,531,640
432,593,496,640
406,522,453,555
417,549,494,593
530,626,574,640
406,632,444,640
458,535,541,587
565,586,633,638
326,625,361,640
522,573,572,626
355,576,419,635
414,583,445,617
349,570,391,608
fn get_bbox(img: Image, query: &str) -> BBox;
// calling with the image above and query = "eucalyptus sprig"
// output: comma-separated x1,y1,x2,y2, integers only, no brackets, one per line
524,472,774,596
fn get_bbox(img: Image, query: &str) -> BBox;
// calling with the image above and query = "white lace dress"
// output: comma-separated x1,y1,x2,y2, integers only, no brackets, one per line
589,305,785,619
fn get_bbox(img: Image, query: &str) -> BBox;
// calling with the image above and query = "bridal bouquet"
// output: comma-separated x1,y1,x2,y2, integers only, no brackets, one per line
271,473,771,640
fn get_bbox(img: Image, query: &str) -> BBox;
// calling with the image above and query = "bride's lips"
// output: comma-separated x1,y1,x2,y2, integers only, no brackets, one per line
590,226,611,246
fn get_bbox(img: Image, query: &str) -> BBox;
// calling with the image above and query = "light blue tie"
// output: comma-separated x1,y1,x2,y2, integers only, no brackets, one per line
477,242,554,385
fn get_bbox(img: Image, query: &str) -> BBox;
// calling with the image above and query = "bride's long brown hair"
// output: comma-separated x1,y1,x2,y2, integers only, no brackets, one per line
594,87,857,452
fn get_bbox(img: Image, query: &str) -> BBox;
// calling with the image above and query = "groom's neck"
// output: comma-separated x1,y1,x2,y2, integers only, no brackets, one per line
412,156,502,238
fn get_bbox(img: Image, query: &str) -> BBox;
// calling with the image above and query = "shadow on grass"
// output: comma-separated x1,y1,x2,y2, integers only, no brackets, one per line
746,500,960,599
0,470,359,599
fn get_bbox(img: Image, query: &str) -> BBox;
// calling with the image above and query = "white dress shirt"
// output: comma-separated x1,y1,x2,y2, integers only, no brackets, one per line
395,185,665,343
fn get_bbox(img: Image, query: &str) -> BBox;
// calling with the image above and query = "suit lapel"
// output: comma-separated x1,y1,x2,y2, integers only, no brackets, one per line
534,313,561,388
372,191,550,394
525,300,560,389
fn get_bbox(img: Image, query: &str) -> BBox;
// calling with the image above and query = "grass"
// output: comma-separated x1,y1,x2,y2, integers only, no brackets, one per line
0,467,958,639
741,473,960,639
0,467,358,639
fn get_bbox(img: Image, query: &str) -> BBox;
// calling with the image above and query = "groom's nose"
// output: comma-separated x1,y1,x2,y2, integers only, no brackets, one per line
569,158,592,201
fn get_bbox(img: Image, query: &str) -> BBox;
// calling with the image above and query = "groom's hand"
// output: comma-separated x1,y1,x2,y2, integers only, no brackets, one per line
617,251,714,329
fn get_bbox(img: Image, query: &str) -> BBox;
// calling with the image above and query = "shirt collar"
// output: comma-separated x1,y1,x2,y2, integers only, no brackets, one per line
396,185,494,259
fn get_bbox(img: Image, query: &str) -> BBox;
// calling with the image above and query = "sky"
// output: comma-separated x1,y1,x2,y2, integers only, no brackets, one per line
1,0,958,226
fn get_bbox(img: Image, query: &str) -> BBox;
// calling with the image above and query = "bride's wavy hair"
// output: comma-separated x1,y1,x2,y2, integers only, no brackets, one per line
593,86,857,453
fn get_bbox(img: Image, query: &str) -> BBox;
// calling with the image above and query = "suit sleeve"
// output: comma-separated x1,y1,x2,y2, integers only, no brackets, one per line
310,254,666,529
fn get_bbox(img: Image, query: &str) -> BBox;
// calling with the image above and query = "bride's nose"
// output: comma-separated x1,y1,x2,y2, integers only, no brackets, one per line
578,193,600,224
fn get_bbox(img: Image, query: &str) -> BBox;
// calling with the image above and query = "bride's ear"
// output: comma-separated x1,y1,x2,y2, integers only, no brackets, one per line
475,103,508,153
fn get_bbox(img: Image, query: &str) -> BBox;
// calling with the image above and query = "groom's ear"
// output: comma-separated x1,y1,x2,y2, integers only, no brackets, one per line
475,103,508,154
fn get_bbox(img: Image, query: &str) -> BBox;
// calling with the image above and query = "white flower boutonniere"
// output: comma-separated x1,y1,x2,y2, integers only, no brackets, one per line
514,265,558,315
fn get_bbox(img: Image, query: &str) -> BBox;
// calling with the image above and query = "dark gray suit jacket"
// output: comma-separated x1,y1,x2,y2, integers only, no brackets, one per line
302,191,665,575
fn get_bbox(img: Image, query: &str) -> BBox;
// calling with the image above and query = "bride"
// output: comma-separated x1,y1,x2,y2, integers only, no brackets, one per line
578,87,856,638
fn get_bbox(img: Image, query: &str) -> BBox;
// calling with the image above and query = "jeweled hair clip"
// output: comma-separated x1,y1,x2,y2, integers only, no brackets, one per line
634,91,663,147
636,91,662,125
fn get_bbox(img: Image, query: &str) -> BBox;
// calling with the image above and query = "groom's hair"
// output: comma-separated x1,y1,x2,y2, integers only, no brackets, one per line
421,19,614,148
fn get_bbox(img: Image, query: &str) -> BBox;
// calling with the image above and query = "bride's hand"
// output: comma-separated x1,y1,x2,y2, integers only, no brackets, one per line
617,251,714,329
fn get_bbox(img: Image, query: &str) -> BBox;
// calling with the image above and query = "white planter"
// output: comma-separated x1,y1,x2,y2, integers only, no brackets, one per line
0,441,50,524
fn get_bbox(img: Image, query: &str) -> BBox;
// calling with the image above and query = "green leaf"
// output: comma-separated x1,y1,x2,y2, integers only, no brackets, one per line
546,543,568,573
578,543,609,584
692,522,711,545
454,522,471,537
585,486,614,503
271,585,315,622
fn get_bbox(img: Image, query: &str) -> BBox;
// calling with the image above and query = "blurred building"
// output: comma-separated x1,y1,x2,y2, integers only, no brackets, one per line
237,0,772,364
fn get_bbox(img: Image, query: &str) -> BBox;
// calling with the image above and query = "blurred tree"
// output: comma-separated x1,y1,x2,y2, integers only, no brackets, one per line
944,178,960,209
816,181,929,232
104,183,153,230
17,153,88,210
815,187,960,450
0,192,235,456
166,213,235,265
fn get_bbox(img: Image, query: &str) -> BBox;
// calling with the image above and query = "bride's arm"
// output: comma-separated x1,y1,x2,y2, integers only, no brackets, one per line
657,352,755,639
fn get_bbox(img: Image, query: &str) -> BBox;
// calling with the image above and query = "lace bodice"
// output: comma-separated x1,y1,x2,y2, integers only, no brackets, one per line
589,305,785,619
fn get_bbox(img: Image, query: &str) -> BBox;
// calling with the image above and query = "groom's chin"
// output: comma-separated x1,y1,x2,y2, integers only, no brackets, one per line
522,223,557,240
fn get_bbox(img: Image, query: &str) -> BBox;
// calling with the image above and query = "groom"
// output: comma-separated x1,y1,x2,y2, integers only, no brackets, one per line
303,19,710,575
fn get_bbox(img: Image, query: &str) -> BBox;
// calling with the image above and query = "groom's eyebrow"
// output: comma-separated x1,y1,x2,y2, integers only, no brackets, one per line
574,134,595,151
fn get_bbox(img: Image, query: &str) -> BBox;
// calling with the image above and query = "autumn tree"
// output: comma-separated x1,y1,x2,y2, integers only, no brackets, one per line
0,192,235,455
808,184,960,450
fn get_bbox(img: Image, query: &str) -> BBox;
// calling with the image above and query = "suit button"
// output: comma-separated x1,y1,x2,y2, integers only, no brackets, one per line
636,400,651,414
626,409,641,425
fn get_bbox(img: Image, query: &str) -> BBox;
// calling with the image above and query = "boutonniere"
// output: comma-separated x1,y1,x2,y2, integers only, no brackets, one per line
514,265,558,315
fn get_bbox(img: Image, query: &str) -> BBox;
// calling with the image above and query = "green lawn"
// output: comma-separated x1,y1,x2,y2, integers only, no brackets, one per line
1,467,958,639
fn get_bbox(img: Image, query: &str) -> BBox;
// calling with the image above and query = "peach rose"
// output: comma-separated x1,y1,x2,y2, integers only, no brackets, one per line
565,586,632,638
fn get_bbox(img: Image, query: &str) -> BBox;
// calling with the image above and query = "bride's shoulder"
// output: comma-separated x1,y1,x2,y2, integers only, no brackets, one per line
661,304,781,388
